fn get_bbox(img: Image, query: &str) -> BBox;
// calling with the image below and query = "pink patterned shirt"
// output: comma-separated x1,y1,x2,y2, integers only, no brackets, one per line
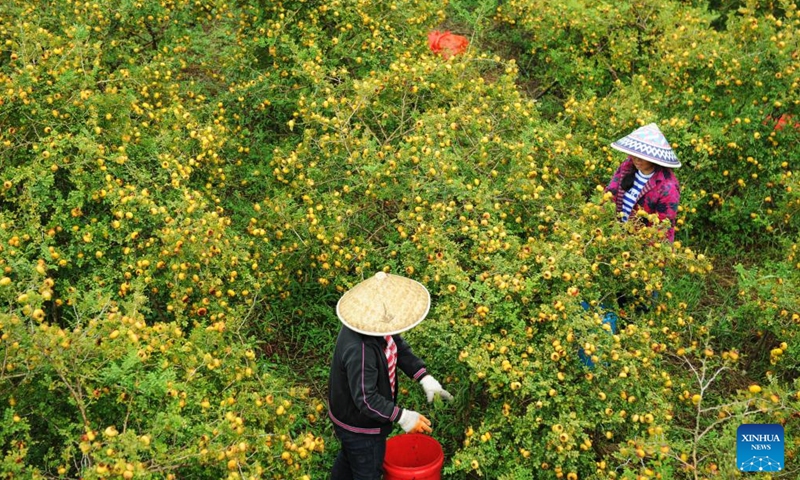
606,158,681,242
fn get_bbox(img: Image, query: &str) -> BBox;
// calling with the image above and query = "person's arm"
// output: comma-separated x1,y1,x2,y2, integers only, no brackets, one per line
394,335,453,402
644,176,680,242
605,159,632,196
341,341,401,423
394,335,427,381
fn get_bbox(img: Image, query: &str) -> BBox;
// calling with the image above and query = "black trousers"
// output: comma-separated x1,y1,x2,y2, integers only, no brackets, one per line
330,425,388,480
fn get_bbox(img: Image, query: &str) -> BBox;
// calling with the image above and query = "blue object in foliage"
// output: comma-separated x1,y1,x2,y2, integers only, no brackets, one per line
578,301,617,368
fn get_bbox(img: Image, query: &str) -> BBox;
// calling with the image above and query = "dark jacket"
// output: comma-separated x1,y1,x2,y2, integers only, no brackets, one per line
328,326,428,435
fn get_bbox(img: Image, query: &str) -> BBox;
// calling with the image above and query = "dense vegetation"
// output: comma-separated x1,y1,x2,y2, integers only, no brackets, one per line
1,0,798,478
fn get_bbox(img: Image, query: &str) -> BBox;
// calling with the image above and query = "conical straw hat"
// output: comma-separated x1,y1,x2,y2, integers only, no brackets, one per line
610,123,681,168
336,272,431,336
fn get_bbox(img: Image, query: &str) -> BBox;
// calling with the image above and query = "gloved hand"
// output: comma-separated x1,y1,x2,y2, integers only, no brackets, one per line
398,410,432,434
420,375,453,403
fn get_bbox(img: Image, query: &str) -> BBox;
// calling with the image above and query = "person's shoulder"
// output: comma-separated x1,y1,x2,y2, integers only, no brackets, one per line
656,167,679,182
654,169,680,195
339,327,381,350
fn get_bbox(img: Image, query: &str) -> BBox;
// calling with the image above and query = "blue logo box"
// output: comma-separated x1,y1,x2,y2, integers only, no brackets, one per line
737,424,784,472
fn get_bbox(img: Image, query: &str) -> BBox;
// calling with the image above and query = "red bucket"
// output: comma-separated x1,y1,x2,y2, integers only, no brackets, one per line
384,433,444,480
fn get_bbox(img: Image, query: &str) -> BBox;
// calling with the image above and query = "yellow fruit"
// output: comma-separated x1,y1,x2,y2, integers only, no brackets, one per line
748,385,762,394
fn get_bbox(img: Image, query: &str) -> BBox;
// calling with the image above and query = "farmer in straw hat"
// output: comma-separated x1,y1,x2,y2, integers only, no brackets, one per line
328,272,452,480
606,122,681,243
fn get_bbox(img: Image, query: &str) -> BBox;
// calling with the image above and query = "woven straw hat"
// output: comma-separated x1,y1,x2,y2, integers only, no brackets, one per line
336,272,431,336
610,123,681,168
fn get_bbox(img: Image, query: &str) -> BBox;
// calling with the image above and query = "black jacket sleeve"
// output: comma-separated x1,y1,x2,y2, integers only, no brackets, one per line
394,334,428,382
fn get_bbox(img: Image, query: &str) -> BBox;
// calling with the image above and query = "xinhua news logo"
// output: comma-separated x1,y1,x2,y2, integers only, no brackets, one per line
737,424,784,472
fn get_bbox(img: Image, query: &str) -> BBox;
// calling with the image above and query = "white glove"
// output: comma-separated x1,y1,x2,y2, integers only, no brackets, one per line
398,409,432,433
420,376,453,403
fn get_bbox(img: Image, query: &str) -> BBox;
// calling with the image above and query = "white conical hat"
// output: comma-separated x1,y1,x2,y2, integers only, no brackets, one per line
610,123,681,168
336,272,431,336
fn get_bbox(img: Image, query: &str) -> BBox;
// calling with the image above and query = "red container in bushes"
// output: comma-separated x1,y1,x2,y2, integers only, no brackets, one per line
383,433,444,480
